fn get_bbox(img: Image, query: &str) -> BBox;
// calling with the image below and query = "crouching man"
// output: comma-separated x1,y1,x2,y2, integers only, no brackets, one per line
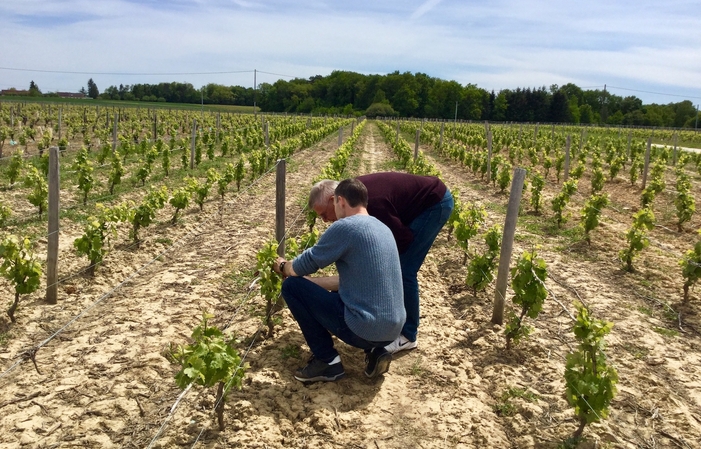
274,178,405,383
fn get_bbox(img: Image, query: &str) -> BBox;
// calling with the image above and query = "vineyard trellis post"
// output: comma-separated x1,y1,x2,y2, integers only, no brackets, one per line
338,126,343,147
439,122,444,148
564,134,571,182
58,108,62,140
46,146,60,305
216,112,221,145
641,137,652,189
152,113,157,142
112,113,118,153
275,160,286,258
627,131,632,160
672,132,678,166
534,123,539,142
486,130,493,184
518,124,522,145
396,121,400,142
265,122,270,148
190,119,197,169
414,129,420,161
491,167,527,325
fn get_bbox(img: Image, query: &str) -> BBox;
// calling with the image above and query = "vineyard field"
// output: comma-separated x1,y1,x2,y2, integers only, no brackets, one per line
1,108,700,448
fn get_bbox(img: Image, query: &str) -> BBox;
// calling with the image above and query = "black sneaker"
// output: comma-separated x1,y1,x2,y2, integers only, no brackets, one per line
364,347,392,378
294,356,345,383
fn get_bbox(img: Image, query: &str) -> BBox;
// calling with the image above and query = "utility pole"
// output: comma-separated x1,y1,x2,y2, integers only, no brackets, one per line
600,84,608,124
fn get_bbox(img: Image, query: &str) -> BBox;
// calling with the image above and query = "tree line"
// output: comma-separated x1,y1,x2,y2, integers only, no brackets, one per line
8,72,695,128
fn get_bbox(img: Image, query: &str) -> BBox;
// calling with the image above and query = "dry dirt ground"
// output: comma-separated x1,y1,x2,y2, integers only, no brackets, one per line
1,121,700,449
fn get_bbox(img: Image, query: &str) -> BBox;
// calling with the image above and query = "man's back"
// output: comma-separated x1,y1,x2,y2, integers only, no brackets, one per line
293,214,405,342
358,172,447,253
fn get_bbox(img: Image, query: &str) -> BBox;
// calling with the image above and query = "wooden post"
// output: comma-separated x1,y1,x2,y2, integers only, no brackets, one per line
551,124,554,140
641,137,652,189
672,133,678,166
58,108,62,140
275,160,286,258
486,130,493,183
564,135,571,182
190,119,197,169
491,168,527,325
265,122,270,148
518,124,523,144
440,122,445,147
112,112,118,153
216,112,221,145
46,147,60,305
414,129,420,161
396,121,400,142
338,127,343,147
152,113,157,141
534,124,539,142
627,131,632,160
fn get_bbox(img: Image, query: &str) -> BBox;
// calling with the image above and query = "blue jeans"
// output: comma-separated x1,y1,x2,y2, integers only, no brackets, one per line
281,276,391,362
400,190,454,341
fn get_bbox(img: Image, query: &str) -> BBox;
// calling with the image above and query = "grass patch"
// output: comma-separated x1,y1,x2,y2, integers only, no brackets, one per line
280,344,301,360
409,355,426,377
621,343,649,359
0,330,11,347
637,306,653,316
493,386,539,417
155,237,173,245
653,326,679,338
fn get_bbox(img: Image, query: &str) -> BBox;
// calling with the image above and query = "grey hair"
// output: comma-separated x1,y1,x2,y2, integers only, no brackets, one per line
308,179,339,209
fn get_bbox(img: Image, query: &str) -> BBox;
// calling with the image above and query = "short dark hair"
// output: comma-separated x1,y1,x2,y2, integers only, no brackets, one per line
334,178,368,208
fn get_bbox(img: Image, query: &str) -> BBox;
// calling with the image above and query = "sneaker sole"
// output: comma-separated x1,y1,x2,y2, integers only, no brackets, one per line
294,372,345,383
365,353,392,378
386,341,418,355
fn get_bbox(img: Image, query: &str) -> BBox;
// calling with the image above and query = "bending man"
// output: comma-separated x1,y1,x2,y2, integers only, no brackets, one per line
309,172,453,354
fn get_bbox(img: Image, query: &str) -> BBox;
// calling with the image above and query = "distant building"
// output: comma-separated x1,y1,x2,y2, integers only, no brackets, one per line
0,89,29,96
0,89,88,98
57,92,88,99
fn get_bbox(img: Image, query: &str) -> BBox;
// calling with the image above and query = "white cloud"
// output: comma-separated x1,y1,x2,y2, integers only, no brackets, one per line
1,0,699,103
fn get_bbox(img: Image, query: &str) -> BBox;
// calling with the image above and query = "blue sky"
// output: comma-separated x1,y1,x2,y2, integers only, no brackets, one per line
1,0,700,105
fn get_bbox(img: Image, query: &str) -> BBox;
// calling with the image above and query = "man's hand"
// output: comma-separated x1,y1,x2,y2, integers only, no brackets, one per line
273,257,286,276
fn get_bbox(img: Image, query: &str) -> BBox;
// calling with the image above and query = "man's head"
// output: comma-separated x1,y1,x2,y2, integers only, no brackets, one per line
333,178,368,219
309,179,339,222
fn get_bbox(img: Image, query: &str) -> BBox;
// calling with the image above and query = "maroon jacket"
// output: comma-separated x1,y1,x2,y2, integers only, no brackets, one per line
357,172,447,254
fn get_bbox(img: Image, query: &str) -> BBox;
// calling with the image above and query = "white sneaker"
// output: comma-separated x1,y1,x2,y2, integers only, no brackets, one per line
384,335,417,354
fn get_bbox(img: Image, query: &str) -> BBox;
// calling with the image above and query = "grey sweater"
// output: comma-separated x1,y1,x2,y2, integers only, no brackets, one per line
292,214,405,342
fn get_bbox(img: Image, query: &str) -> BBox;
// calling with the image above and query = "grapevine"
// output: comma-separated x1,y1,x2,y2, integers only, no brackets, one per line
504,250,547,349
0,235,42,323
680,230,701,301
565,302,618,440
581,194,609,245
618,208,655,272
465,225,501,295
174,311,247,431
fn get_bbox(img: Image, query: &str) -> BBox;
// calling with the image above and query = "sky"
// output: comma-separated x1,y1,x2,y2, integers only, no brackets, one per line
1,0,700,106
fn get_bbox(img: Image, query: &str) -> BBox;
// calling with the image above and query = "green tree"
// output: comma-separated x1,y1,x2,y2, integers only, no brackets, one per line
87,78,99,99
